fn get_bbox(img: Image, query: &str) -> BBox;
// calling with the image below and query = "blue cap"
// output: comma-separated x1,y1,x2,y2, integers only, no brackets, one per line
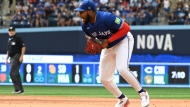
74,0,96,11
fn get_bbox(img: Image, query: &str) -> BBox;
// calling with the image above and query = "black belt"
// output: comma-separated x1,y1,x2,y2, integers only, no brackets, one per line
9,53,20,58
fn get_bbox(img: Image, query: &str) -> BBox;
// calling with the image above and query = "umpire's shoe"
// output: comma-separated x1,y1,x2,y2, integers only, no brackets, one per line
12,90,24,94
115,96,130,107
140,90,150,107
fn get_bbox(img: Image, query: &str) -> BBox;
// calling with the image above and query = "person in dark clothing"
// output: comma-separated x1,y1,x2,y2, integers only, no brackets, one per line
5,26,26,94
6,0,13,15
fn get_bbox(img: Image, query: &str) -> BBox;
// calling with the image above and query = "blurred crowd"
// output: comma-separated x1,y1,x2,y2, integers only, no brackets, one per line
166,0,190,25
8,0,163,28
6,0,190,27
0,0,3,28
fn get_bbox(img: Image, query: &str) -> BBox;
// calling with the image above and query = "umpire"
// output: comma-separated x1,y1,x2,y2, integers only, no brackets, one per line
5,26,26,94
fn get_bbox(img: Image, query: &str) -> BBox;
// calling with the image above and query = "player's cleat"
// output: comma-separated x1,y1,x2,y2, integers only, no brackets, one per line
12,90,24,94
140,90,150,107
115,96,130,107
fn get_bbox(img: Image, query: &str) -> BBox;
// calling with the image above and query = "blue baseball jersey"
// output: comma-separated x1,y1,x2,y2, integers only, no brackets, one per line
82,11,127,48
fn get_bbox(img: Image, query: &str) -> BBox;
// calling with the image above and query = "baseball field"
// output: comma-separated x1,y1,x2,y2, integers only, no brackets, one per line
0,86,190,107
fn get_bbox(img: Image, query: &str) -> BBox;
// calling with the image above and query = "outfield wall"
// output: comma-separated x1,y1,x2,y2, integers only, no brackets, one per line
1,25,190,55
1,25,190,87
0,54,190,87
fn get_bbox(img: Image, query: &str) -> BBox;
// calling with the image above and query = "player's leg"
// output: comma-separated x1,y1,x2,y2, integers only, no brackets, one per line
114,32,149,107
99,49,121,97
9,54,23,94
115,33,142,91
17,69,24,93
99,49,129,107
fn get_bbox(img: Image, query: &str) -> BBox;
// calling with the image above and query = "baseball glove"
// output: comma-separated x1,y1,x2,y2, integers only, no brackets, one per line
85,38,102,55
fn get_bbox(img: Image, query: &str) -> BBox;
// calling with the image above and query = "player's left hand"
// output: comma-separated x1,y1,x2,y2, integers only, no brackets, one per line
85,39,102,55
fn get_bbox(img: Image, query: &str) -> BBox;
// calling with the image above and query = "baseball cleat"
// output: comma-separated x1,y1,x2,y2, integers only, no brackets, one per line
12,90,24,94
140,90,150,107
115,96,130,107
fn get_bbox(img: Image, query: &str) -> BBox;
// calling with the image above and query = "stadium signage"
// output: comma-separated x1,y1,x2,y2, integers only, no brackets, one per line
131,29,190,54
0,54,73,63
1,59,190,87
143,65,167,85
136,34,174,51
168,66,189,84
1,27,190,55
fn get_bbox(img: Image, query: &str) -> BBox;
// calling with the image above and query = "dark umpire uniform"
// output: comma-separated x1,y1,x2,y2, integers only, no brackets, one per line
5,26,26,94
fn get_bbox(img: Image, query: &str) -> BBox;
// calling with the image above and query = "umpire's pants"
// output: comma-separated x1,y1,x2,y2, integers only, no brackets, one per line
10,53,24,92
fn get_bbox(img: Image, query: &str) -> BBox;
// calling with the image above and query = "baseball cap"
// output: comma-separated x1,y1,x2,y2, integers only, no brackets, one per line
8,26,15,31
74,0,96,11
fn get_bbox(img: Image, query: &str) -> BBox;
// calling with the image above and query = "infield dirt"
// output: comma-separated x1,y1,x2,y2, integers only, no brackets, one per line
0,96,190,107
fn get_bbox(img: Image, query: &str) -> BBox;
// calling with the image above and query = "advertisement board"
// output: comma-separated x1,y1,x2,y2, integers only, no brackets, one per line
1,54,190,87
1,26,190,55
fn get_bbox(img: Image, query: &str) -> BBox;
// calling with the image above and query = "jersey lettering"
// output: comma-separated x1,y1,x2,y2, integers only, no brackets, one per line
91,32,98,37
98,30,111,36
91,30,112,37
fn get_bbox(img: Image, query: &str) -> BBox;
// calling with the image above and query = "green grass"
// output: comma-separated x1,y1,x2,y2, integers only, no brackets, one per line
0,86,190,99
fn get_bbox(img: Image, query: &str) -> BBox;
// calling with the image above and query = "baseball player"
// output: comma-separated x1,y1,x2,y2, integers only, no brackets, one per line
74,0,150,107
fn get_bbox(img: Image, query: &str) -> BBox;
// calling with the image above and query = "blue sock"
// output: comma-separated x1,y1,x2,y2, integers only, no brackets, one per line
118,94,125,99
138,88,145,93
